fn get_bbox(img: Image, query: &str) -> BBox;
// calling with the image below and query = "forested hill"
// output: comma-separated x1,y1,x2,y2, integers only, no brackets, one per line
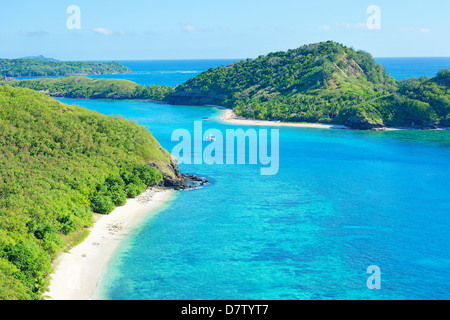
166,41,450,129
0,85,178,299
3,41,449,129
168,41,396,105
4,76,173,100
0,59,130,77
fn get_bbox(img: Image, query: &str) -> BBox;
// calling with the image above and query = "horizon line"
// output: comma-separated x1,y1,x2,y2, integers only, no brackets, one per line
3,56,450,62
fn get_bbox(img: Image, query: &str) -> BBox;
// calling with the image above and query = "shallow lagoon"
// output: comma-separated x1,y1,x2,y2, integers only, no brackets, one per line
59,97,450,300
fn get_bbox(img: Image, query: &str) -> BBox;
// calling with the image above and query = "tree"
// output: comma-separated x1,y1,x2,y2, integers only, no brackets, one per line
90,194,115,215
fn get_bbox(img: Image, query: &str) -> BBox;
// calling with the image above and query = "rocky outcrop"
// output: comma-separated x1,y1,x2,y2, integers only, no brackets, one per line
149,156,209,190
343,115,385,130
163,172,209,190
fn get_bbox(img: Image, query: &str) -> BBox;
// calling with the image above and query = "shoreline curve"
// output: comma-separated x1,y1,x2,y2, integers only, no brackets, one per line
46,187,175,300
218,108,349,129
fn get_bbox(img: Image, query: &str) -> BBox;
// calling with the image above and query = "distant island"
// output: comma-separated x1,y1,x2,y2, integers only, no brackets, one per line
0,59,131,77
3,76,173,100
18,55,59,62
2,41,449,130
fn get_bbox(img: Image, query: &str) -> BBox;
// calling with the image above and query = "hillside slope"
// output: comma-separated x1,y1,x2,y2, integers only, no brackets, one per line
167,41,449,129
4,76,174,100
3,42,449,129
0,85,180,299
166,41,396,128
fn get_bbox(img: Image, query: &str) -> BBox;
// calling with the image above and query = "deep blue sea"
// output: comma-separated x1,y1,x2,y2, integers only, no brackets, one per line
375,57,450,80
56,57,450,300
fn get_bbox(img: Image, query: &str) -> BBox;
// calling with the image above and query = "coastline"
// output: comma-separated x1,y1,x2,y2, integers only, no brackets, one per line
219,108,349,129
218,109,450,131
46,187,175,300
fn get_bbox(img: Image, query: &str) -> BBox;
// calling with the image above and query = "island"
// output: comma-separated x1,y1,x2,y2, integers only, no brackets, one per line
0,58,131,77
3,76,173,100
166,41,449,130
3,42,449,130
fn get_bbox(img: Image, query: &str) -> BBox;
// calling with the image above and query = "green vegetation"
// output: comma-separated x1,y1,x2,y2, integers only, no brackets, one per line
0,59,130,77
5,42,448,129
367,70,450,127
0,41,448,299
0,85,175,299
5,76,174,100
166,41,450,129
2,42,449,129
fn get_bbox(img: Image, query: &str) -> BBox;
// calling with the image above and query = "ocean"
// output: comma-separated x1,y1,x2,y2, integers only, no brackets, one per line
18,56,450,84
56,57,450,300
375,57,450,80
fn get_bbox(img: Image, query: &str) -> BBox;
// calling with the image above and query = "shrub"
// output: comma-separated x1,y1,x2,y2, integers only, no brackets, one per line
90,194,115,215
125,183,146,198
108,185,127,206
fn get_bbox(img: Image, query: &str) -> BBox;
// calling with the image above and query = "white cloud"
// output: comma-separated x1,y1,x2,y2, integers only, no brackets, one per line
92,27,115,35
18,30,49,37
318,25,332,30
182,24,202,32
92,28,134,36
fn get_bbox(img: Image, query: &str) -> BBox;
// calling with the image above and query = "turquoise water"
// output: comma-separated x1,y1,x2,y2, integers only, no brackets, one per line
55,58,450,300
58,96,450,300
375,57,450,80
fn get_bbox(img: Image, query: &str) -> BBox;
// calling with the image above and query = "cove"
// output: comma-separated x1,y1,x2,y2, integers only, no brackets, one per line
57,97,450,300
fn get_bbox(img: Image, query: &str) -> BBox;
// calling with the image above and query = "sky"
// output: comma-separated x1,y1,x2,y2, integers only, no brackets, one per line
0,0,448,60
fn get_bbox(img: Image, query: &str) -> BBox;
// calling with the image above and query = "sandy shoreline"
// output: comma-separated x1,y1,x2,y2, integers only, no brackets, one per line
219,109,349,129
218,109,450,131
46,187,175,300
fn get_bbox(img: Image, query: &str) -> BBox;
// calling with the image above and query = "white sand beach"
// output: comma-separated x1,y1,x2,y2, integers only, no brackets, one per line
46,187,174,300
219,109,450,131
219,109,349,129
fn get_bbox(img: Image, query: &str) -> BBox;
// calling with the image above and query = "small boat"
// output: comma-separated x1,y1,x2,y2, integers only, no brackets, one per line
202,117,209,120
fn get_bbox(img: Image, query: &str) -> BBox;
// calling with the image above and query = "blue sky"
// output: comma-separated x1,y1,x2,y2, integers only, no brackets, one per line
0,0,448,60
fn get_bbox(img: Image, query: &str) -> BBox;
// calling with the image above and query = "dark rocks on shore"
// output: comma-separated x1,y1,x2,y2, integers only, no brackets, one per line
343,115,385,130
156,157,209,190
161,173,209,190
344,116,445,131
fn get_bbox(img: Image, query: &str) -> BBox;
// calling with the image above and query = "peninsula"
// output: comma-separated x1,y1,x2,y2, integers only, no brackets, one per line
4,41,449,130
0,58,131,77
